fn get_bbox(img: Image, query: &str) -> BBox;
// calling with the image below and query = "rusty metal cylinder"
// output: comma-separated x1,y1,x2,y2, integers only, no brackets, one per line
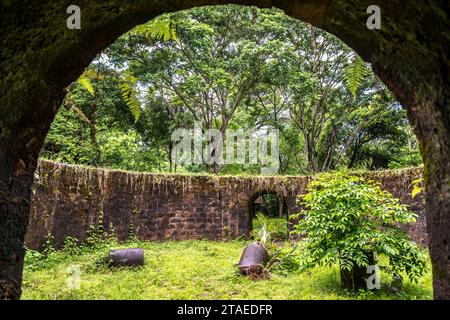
108,248,144,267
238,242,268,269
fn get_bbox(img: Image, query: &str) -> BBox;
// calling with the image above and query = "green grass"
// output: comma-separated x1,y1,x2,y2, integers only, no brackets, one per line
22,239,432,300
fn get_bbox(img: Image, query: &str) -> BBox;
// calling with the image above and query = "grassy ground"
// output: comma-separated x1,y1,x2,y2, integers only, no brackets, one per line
22,239,432,300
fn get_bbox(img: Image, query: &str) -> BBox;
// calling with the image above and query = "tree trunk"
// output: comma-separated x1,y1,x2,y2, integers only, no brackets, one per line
384,83,449,300
340,253,375,291
340,265,368,291
168,143,173,173
305,137,315,173
0,171,30,299
420,119,450,299
0,123,50,299
89,92,101,165
370,44,449,299
0,69,60,299
89,121,101,165
278,199,283,218
425,161,450,300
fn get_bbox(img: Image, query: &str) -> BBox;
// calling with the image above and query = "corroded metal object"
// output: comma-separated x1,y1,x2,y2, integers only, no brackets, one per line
238,242,268,270
108,248,144,267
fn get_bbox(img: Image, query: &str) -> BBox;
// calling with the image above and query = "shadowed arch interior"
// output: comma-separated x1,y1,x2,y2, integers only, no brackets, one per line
248,190,289,235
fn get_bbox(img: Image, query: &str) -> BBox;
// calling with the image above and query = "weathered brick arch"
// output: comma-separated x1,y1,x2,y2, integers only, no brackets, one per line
0,1,448,299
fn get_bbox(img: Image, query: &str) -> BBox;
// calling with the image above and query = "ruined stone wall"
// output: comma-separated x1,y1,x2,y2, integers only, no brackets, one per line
26,160,426,249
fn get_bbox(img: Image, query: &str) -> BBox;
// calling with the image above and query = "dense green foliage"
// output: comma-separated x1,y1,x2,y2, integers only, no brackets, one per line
23,238,431,300
292,172,428,282
28,5,430,302
41,5,422,175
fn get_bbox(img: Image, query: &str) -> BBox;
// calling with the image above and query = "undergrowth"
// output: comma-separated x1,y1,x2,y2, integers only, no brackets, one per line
22,233,432,300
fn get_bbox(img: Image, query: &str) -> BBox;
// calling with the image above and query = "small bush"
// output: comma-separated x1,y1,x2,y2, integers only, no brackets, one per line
291,171,428,287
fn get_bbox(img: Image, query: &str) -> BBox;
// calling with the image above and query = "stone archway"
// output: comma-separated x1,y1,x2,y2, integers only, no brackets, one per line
0,1,448,299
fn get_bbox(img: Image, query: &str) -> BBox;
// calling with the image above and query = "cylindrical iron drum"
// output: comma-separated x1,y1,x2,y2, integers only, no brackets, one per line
108,248,144,267
238,242,268,268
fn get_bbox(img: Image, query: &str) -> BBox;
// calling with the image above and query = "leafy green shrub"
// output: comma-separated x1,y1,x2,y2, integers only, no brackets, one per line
291,172,428,287
267,243,303,275
24,249,47,272
62,236,83,256
86,224,104,248
25,230,118,272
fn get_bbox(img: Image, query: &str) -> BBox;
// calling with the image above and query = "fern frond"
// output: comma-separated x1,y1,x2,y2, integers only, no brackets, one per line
133,17,177,42
119,74,141,123
76,70,104,96
343,57,371,98
77,77,94,96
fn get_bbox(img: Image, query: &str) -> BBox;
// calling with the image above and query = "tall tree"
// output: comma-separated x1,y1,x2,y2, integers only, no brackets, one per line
106,6,289,173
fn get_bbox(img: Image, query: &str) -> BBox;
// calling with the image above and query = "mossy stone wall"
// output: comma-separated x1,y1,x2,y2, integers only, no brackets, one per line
26,160,427,249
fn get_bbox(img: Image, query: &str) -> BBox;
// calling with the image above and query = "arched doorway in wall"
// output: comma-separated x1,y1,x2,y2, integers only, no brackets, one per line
248,191,289,240
1,1,448,300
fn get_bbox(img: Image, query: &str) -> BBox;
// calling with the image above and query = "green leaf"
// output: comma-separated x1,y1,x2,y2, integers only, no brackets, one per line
119,73,141,123
411,177,423,199
76,70,104,96
343,56,371,98
133,17,177,42
77,77,94,96
412,185,423,199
